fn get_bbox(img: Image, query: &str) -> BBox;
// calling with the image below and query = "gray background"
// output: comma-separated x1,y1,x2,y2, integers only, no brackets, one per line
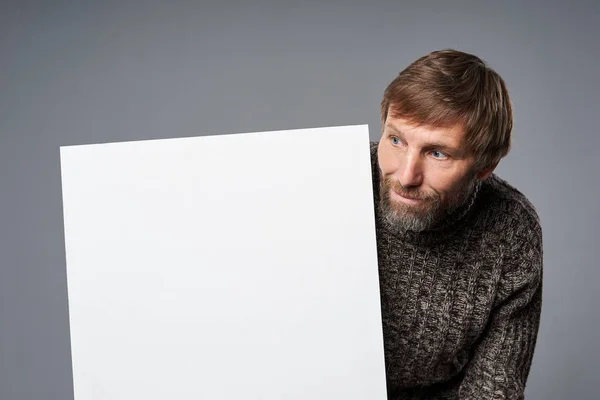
1,0,598,399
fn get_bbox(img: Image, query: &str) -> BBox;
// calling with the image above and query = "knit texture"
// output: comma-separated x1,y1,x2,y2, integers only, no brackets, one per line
370,142,543,400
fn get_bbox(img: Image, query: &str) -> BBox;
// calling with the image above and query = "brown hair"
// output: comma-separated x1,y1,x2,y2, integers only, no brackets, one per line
381,49,512,171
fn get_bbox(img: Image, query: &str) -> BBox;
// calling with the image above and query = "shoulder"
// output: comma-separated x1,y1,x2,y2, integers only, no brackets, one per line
369,141,380,175
479,173,542,241
478,174,543,278
479,175,544,305
369,141,379,156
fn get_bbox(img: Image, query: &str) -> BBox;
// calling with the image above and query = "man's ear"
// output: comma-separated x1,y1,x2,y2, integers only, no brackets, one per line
476,161,499,181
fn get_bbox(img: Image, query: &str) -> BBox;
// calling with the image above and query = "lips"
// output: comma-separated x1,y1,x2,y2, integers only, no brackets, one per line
392,189,422,201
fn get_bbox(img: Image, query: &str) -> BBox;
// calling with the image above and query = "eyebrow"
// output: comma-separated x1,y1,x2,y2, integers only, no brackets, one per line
385,124,463,156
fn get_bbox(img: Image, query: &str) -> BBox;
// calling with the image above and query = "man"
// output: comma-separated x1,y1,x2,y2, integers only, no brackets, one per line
372,49,543,399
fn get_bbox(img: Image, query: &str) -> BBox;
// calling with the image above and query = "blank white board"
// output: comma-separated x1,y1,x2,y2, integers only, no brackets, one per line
59,125,387,400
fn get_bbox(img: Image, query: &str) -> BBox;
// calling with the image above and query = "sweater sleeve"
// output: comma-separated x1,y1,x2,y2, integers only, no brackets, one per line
457,215,543,400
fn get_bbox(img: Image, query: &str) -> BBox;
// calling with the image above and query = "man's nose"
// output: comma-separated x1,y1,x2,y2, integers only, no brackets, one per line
398,153,423,188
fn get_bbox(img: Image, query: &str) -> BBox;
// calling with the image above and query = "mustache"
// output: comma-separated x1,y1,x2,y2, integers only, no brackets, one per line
384,178,438,201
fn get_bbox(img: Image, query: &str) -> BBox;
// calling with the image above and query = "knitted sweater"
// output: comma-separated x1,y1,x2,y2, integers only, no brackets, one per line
370,142,543,400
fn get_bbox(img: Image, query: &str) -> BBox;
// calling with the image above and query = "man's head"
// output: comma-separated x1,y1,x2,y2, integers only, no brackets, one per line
377,49,512,232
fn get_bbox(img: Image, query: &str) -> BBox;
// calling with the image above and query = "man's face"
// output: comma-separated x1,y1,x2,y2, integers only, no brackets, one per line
377,115,494,232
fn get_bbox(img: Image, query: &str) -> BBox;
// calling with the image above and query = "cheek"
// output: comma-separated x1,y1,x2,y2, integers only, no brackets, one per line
377,145,397,175
423,168,464,197
428,168,473,199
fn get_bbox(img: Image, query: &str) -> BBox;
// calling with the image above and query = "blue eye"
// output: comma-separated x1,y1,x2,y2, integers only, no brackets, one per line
391,137,401,145
431,151,448,159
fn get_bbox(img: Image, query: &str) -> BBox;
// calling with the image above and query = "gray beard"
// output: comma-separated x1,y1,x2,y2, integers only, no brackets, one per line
377,176,477,234
379,198,440,233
